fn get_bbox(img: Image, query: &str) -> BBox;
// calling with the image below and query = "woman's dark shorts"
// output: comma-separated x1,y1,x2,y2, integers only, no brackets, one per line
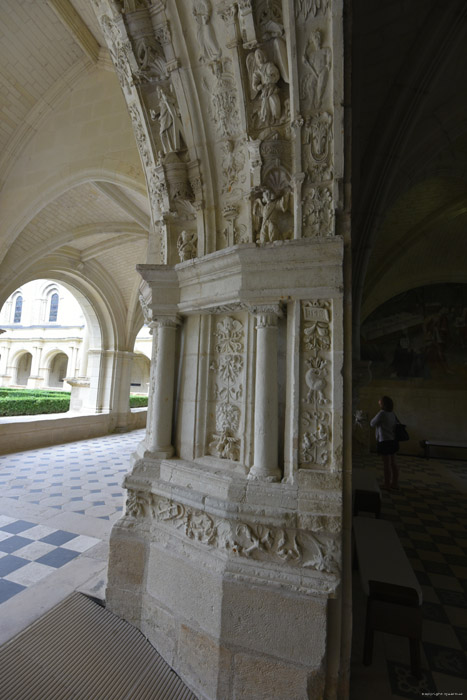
377,440,399,455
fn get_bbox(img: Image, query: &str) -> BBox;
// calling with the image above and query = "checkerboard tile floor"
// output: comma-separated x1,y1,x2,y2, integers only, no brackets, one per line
0,516,100,603
351,453,467,698
0,430,144,613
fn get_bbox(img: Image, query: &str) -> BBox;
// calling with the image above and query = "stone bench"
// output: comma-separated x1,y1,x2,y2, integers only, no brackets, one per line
353,468,381,518
353,516,423,678
420,439,467,459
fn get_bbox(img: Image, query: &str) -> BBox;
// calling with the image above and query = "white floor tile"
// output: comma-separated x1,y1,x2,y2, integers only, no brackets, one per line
15,541,56,560
5,561,52,586
64,535,101,552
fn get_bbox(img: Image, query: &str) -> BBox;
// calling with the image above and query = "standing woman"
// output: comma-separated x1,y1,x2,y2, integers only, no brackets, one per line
370,396,399,490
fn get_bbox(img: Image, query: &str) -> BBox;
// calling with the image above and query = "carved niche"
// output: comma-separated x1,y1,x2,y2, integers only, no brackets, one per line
207,316,245,462
299,300,332,468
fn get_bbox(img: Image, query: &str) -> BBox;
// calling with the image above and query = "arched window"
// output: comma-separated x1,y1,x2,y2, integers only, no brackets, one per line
49,292,59,322
13,296,22,323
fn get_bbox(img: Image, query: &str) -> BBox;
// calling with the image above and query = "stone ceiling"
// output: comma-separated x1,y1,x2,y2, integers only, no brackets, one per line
0,0,149,343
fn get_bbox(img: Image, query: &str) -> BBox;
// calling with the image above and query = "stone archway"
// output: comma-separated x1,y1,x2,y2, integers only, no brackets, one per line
15,352,32,386
48,352,69,388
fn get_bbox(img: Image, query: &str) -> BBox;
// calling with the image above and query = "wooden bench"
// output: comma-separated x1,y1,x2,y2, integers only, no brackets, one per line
420,439,467,459
353,516,423,678
353,468,381,518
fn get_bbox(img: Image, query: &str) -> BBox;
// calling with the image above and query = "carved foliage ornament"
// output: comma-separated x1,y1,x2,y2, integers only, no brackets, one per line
209,317,245,461
300,300,332,467
124,491,340,575
295,0,330,20
203,61,240,138
100,14,134,96
302,186,334,237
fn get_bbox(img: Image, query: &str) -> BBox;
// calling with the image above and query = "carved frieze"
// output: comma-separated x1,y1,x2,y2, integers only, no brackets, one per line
299,300,332,468
124,491,341,576
208,316,245,461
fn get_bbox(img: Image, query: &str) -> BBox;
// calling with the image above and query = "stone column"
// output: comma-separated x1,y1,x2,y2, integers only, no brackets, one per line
249,306,282,482
145,316,180,458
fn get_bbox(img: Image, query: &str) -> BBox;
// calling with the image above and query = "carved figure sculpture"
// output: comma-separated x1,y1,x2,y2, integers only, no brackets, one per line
193,0,221,63
152,87,184,155
302,30,331,109
247,49,281,125
256,0,289,83
177,230,197,261
253,188,290,244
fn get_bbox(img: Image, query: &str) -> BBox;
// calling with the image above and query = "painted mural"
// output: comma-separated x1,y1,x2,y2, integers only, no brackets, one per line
361,284,467,383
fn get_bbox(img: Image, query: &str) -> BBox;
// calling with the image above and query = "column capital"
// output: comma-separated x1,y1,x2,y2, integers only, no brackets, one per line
249,304,283,328
150,315,182,330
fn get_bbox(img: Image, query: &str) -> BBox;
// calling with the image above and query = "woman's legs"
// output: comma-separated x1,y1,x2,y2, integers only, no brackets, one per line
382,454,392,489
390,454,399,488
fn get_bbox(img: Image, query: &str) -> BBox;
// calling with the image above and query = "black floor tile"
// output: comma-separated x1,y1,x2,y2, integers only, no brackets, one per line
422,601,450,624
435,589,467,609
386,661,436,699
423,641,467,679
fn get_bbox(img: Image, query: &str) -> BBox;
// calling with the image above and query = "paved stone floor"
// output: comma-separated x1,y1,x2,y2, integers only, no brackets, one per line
0,429,144,645
351,452,467,698
1,434,466,696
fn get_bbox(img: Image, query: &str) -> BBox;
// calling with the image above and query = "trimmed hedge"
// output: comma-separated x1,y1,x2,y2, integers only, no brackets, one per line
0,392,70,416
0,388,148,415
130,394,148,408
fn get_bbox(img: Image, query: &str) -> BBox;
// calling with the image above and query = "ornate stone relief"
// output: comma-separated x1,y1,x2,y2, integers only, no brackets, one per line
221,140,246,195
150,86,185,156
193,0,222,63
303,112,333,182
202,60,241,138
255,0,289,82
299,300,332,468
301,30,331,110
247,49,284,127
124,491,340,576
177,230,198,261
302,186,334,237
222,205,248,246
100,14,134,96
208,316,245,462
252,188,292,244
133,36,168,83
295,0,330,21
